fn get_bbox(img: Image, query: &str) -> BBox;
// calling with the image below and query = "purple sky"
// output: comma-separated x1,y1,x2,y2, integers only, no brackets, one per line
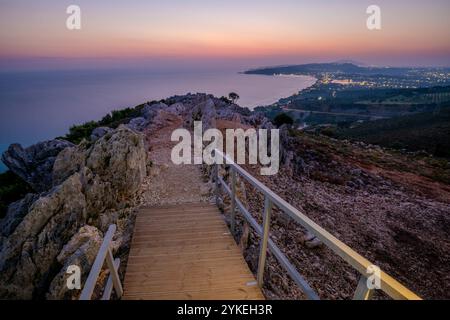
1,0,449,70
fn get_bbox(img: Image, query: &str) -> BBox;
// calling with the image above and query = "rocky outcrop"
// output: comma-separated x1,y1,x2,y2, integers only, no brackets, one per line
185,98,217,129
146,93,254,130
142,102,167,121
0,125,147,299
52,145,86,186
46,225,103,300
0,173,86,299
0,193,39,240
83,125,147,215
1,140,74,192
127,117,148,132
166,102,186,115
90,127,113,142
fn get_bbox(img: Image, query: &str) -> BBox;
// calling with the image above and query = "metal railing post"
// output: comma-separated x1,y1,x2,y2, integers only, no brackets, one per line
105,247,123,298
230,167,237,234
102,257,121,300
353,275,374,300
257,196,272,287
213,148,220,206
215,163,219,206
80,224,117,300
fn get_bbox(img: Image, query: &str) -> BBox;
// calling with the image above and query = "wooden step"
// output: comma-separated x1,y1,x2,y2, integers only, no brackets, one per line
123,203,264,300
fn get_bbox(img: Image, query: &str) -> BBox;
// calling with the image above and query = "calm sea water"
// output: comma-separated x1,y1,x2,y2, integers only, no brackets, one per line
0,68,315,172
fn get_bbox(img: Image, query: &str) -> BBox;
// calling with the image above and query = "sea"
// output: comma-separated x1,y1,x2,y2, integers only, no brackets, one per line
0,68,315,172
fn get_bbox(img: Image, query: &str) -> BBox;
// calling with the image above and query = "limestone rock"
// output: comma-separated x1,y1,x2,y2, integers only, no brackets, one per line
46,225,103,300
81,126,147,216
52,146,86,186
303,232,323,249
0,125,147,299
304,231,316,242
304,238,323,249
86,125,147,200
98,211,120,232
1,139,74,192
0,173,87,299
166,102,186,115
127,117,149,132
0,193,39,239
186,98,216,129
90,127,113,142
142,102,167,120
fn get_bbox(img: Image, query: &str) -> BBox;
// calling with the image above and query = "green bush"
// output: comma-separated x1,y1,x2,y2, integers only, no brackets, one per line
64,121,98,144
335,106,450,159
273,113,294,127
228,92,240,103
63,102,149,144
320,126,336,137
220,96,232,104
0,171,32,218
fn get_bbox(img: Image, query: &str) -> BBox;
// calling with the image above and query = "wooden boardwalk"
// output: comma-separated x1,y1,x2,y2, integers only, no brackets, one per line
122,203,264,300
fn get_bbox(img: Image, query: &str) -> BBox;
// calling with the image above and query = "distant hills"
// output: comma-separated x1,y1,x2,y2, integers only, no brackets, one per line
331,60,368,67
245,62,404,76
244,62,450,78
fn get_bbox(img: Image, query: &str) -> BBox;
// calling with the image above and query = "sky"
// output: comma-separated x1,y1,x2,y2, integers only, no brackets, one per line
1,0,450,70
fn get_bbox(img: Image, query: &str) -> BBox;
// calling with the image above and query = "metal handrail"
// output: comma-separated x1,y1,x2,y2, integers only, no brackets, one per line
79,224,123,300
213,149,421,300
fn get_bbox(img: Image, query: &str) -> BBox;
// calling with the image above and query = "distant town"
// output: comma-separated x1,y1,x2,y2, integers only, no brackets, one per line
246,62,450,123
246,62,450,159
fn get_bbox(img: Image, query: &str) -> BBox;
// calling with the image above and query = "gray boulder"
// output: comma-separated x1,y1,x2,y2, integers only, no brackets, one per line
0,173,87,299
85,125,147,201
0,193,39,239
142,102,167,120
127,117,149,132
1,139,74,192
90,127,113,142
186,98,216,130
166,102,186,115
52,146,86,186
46,225,103,300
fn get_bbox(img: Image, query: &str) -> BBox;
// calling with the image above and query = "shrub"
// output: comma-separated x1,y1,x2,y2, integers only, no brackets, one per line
273,113,294,127
63,103,147,144
321,126,336,137
64,121,98,144
0,170,32,218
228,92,240,104
220,96,232,104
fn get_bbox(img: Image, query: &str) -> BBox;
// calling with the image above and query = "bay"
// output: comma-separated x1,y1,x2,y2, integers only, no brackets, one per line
0,68,315,172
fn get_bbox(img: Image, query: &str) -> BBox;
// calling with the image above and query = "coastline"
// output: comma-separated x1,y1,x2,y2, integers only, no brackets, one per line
242,73,317,109
0,70,316,173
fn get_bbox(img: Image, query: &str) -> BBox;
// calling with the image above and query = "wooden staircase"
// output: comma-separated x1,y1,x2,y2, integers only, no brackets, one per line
82,150,421,300
122,203,264,300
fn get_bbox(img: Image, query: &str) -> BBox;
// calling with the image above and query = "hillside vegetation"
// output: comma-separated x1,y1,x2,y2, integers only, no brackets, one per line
62,103,147,144
334,106,450,159
0,171,32,218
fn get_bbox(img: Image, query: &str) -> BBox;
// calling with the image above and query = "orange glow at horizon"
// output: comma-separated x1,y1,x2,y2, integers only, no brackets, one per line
1,0,449,65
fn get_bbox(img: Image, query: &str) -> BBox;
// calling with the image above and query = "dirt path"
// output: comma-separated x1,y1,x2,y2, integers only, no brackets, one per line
137,112,213,207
